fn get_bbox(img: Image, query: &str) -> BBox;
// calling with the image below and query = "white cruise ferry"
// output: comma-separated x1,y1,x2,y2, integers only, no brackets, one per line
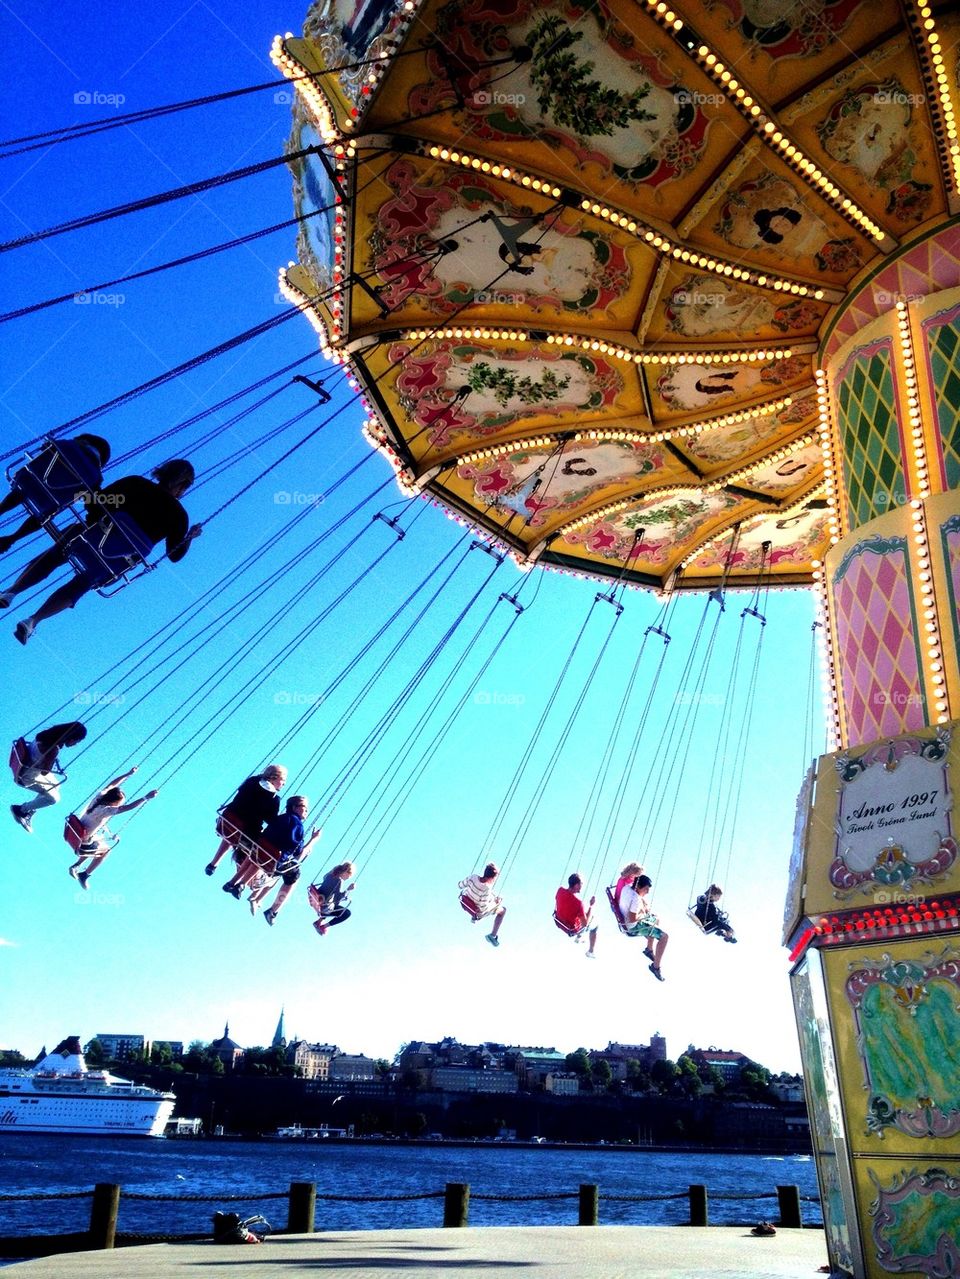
0,1037,176,1136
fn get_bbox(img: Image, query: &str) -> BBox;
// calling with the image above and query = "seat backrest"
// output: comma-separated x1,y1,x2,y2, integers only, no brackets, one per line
606,885,629,934
9,738,29,783
67,512,155,588
552,911,578,937
687,906,707,932
459,892,482,919
13,441,103,520
63,814,86,851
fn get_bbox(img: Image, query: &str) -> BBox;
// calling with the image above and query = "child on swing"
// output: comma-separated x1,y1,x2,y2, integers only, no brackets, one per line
693,884,737,942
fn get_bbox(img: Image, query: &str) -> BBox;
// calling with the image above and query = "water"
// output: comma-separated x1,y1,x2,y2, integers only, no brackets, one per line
0,1135,819,1246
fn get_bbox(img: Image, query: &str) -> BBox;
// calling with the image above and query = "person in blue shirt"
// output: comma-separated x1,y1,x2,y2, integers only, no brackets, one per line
223,795,320,926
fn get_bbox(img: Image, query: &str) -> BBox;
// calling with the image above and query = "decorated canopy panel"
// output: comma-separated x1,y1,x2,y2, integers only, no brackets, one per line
274,0,960,590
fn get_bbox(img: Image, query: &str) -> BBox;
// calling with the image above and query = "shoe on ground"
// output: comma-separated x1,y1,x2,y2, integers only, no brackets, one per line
204,863,216,876
313,920,328,936
14,618,35,645
264,909,277,927
649,963,665,982
77,872,89,891
10,804,32,833
751,1222,776,1237
485,933,499,947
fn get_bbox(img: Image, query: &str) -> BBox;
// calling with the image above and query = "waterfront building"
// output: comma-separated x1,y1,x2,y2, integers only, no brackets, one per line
431,1067,518,1094
286,1041,338,1080
90,1033,148,1062
329,1053,378,1081
208,1024,244,1072
544,1072,580,1096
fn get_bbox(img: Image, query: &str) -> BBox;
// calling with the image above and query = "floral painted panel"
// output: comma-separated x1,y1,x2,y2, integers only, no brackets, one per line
816,78,934,224
654,354,810,414
690,505,829,571
869,1165,960,1278
663,273,824,339
389,341,624,450
457,439,664,526
562,491,739,563
366,160,632,318
414,0,712,188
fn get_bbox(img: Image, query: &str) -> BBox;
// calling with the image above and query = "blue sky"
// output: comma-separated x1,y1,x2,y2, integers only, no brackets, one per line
0,0,824,1074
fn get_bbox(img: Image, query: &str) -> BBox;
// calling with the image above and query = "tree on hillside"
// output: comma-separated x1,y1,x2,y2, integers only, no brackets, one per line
650,1058,680,1094
677,1055,702,1098
565,1048,592,1080
85,1038,106,1066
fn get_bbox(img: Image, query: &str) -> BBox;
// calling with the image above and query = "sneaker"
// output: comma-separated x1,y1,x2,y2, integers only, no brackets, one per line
649,963,665,982
264,909,277,927
204,863,216,876
643,948,655,963
10,805,32,833
248,897,259,916
14,618,35,645
77,872,89,891
68,864,80,881
485,933,499,947
222,882,241,899
585,951,596,959
724,935,738,944
313,920,328,936
0,589,12,607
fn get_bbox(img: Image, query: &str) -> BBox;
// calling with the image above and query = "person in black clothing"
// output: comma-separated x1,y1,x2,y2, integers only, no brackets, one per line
693,884,737,943
1,459,201,644
0,434,111,554
206,764,287,876
10,720,87,832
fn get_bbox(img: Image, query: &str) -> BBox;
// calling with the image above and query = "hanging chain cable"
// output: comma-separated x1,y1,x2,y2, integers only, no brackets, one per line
803,620,822,770
0,145,327,254
498,596,623,885
474,592,603,873
339,594,528,878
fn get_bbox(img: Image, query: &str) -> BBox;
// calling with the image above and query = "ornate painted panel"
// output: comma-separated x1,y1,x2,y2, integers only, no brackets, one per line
830,536,925,744
941,513,960,668
834,339,908,531
852,1159,960,1279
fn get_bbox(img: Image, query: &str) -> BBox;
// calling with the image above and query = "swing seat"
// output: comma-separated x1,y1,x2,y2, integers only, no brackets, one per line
552,911,581,939
241,837,280,874
606,886,630,936
66,512,156,595
9,738,29,784
216,807,245,845
63,814,118,852
307,883,324,914
10,440,104,522
687,906,708,932
459,892,485,920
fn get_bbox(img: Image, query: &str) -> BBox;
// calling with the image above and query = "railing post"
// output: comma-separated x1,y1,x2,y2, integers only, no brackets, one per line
443,1182,469,1227
287,1181,317,1234
776,1184,802,1228
689,1184,708,1227
89,1183,121,1249
578,1183,598,1226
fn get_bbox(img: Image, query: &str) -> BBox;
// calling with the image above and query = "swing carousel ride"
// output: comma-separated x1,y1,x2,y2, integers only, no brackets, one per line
271,0,958,596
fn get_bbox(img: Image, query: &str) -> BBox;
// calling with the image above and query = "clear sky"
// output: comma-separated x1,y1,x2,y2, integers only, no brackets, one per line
0,0,824,1075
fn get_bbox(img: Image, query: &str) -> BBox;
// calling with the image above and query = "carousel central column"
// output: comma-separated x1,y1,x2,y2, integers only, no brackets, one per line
785,223,960,1279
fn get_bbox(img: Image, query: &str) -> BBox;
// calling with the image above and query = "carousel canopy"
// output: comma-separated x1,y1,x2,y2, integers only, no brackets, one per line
272,0,959,590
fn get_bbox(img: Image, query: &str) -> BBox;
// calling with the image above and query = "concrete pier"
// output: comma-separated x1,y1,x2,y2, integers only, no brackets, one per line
7,1224,832,1277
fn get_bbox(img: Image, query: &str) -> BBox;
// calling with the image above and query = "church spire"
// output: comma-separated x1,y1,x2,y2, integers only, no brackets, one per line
272,1007,286,1049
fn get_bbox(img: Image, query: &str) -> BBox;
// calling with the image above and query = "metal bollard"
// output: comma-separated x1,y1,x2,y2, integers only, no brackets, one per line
443,1182,470,1227
776,1184,802,1228
689,1184,709,1227
287,1181,317,1234
89,1183,121,1249
578,1183,598,1226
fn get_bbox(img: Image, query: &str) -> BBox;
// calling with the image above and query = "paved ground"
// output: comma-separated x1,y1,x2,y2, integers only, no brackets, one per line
7,1225,834,1277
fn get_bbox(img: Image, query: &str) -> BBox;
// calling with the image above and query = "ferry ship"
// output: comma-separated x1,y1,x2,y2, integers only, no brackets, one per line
0,1037,175,1136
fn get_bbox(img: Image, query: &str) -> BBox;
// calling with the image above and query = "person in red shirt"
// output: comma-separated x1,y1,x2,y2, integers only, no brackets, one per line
554,873,598,957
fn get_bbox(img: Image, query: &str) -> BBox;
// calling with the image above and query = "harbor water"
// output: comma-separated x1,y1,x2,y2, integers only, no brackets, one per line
0,1135,820,1244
